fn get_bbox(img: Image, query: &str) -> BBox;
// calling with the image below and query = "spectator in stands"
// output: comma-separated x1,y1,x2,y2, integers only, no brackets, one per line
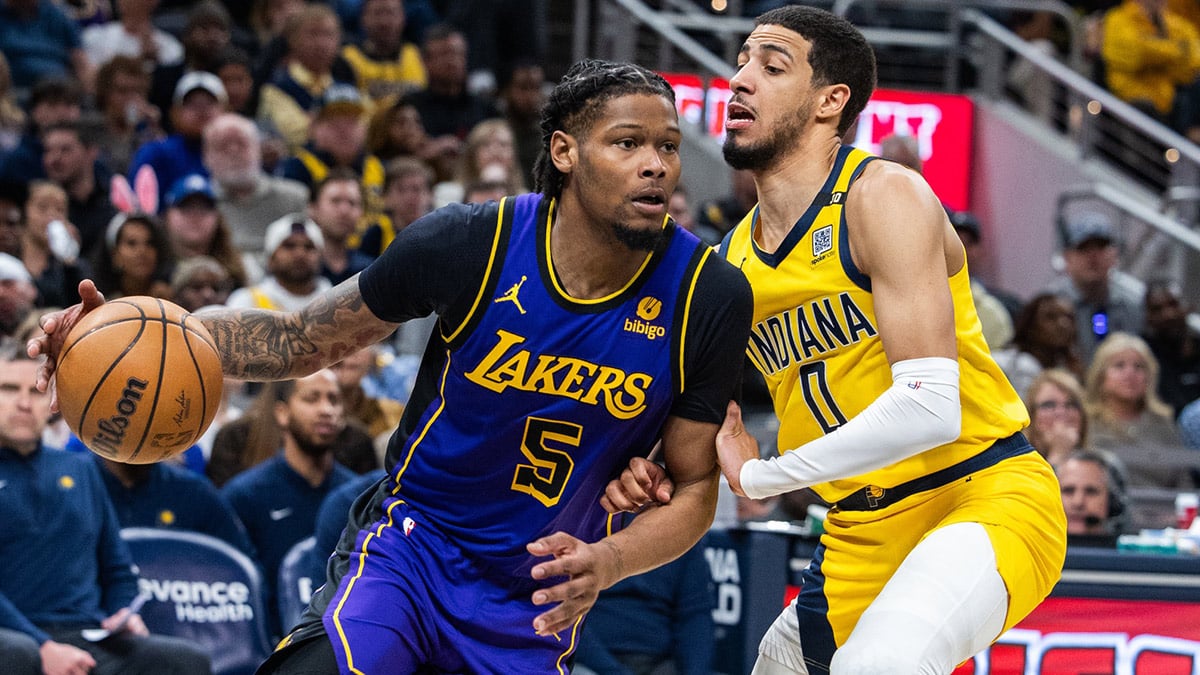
309,170,373,285
248,0,306,87
0,252,37,349
993,293,1086,397
695,167,757,239
258,3,356,150
1054,449,1127,544
91,452,257,559
214,47,259,119
432,0,545,97
93,55,164,176
341,0,426,106
81,0,185,71
669,183,722,245
947,209,1015,349
1102,0,1200,141
202,113,309,258
499,58,545,188
91,212,174,300
573,511,715,675
1043,210,1143,361
949,209,1023,320
40,116,117,259
330,344,404,444
0,0,94,92
130,72,227,206
208,377,378,488
435,118,525,206
162,173,249,288
0,77,83,187
407,24,500,142
878,132,923,172
1180,398,1200,448
462,179,508,205
20,181,89,308
1142,279,1200,416
365,95,457,181
1084,331,1192,487
0,181,24,255
0,53,25,153
148,1,233,123
1024,368,1090,466
221,368,359,635
280,84,382,204
0,346,212,675
226,214,330,312
170,254,234,312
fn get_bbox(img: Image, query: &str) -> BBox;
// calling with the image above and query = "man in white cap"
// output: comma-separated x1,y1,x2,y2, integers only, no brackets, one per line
128,71,228,205
0,253,38,349
1042,210,1142,360
225,214,329,311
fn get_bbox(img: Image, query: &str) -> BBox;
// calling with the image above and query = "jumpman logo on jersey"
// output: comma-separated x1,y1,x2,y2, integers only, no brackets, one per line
494,275,527,314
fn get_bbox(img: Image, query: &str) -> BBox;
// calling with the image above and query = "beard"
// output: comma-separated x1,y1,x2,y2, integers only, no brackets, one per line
610,220,669,252
289,417,338,459
722,100,811,171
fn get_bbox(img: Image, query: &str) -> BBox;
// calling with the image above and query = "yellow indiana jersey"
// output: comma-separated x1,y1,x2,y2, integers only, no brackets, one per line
720,145,1028,504
341,43,427,106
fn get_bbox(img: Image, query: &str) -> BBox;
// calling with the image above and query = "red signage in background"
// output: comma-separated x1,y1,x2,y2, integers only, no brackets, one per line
851,88,975,211
952,597,1200,675
662,73,706,128
661,75,975,211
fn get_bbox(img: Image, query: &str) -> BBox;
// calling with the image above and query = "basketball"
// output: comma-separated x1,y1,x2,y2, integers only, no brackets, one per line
56,296,224,464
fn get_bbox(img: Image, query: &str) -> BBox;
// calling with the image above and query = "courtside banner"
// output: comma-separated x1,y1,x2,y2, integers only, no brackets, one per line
953,597,1200,674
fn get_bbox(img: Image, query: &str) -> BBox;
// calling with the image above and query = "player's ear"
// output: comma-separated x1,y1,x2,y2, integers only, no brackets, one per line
549,130,577,175
816,83,851,125
273,400,290,430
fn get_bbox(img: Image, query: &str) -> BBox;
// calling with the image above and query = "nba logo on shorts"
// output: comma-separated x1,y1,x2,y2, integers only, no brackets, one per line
812,225,833,257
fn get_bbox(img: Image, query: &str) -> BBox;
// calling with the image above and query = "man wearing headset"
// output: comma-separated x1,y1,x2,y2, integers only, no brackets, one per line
1055,449,1127,546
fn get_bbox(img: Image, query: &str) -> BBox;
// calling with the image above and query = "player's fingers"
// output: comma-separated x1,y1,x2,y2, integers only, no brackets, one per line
653,473,676,504
526,531,578,558
600,482,638,513
618,468,655,506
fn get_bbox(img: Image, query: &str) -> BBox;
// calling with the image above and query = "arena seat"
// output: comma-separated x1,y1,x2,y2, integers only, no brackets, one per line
121,528,272,675
277,535,318,633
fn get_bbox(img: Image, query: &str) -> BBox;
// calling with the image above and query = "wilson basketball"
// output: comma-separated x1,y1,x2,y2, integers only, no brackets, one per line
57,296,224,464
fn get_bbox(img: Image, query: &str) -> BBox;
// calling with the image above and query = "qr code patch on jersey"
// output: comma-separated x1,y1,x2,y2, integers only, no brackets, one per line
812,225,833,257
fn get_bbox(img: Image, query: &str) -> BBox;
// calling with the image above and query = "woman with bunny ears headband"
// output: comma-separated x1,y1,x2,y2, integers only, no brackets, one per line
90,166,175,299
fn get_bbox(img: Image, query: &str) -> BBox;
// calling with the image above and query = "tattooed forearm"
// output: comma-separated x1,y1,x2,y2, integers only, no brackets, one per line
195,280,398,380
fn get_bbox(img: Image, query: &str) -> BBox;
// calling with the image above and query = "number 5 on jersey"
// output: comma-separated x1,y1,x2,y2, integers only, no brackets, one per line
512,417,581,507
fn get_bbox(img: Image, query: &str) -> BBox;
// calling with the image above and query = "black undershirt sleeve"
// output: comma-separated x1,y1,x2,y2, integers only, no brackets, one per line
670,253,754,425
357,201,500,328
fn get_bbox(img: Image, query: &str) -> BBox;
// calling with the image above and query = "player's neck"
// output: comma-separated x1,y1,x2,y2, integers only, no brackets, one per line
549,201,651,300
752,135,841,252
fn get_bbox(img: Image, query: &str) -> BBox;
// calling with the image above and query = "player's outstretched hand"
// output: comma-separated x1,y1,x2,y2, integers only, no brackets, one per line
26,279,106,410
600,456,674,513
716,400,760,497
527,532,621,637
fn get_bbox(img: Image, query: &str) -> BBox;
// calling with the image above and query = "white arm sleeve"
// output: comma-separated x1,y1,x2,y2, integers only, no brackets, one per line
740,357,961,500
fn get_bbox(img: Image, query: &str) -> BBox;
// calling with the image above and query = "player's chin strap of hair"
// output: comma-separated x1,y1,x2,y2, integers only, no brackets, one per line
739,357,961,500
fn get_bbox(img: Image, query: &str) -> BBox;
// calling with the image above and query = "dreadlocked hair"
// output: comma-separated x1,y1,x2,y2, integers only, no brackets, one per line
533,59,676,200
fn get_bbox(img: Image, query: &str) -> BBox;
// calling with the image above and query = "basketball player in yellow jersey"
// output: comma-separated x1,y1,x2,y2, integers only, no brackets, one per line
604,5,1066,674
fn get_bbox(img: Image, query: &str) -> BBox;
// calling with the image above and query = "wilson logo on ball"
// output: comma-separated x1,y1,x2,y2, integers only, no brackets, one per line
90,377,149,457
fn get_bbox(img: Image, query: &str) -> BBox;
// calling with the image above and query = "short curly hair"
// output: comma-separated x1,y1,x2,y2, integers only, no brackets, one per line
532,60,676,200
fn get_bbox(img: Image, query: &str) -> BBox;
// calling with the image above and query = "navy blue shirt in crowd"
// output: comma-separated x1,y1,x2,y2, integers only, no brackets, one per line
222,453,355,632
93,455,257,560
0,445,140,645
